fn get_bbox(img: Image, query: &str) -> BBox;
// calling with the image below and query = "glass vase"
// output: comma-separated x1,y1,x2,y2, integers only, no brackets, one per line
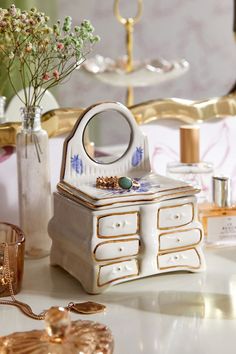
0,96,6,124
16,106,52,258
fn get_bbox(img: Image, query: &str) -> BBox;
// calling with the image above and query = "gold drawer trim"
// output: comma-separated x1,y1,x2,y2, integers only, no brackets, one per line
93,238,140,262
158,228,203,253
157,203,194,230
157,247,201,270
97,259,139,287
97,211,139,238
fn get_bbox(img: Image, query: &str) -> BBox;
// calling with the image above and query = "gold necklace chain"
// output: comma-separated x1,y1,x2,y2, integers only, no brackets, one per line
0,243,46,320
0,243,106,320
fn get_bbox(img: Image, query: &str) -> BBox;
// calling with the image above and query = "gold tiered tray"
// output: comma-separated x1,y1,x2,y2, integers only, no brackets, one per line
81,0,189,106
82,55,189,88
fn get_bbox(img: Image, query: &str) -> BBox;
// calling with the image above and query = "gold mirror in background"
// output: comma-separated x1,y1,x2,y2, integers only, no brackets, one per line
1,96,236,148
1,90,236,147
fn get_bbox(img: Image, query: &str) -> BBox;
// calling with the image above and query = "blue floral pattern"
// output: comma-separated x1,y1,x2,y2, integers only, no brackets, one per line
131,147,143,167
71,154,83,174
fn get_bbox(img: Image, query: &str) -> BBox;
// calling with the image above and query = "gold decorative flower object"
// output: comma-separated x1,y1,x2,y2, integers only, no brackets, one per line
0,307,114,354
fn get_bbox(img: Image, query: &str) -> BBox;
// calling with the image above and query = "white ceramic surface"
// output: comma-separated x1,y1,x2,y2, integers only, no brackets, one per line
159,228,202,251
49,192,205,293
98,213,138,237
49,102,205,293
158,203,194,229
1,249,236,354
158,248,201,269
94,239,140,261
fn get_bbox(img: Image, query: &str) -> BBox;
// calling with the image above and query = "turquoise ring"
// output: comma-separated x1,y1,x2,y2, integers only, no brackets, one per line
96,176,140,190
118,176,139,190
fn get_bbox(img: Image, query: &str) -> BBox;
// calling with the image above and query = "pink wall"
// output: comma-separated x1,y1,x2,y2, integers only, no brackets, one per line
58,0,236,108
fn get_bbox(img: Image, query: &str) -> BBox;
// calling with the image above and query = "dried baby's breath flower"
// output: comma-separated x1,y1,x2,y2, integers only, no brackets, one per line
0,4,99,107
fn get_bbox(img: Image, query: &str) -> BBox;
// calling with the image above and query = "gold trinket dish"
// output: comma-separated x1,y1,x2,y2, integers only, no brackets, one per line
0,306,114,353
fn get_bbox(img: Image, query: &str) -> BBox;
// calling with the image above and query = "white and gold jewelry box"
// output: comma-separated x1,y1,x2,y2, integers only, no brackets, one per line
48,102,205,294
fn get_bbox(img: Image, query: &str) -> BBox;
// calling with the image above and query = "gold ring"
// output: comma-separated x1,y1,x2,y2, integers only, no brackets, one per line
96,176,140,190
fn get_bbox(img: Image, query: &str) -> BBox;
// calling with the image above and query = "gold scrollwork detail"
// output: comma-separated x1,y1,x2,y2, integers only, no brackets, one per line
131,93,236,125
1,93,236,147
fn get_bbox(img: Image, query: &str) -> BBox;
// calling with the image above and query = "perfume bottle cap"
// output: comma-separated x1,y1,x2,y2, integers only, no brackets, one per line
213,176,231,207
180,125,200,164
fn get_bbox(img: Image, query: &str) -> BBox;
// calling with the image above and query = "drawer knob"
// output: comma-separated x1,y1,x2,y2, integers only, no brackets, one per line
176,238,181,242
173,213,181,220
118,247,124,252
168,255,180,264
116,222,121,228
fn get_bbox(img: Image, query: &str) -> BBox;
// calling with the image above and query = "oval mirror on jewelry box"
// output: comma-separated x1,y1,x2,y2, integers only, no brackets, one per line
83,109,132,164
60,102,150,192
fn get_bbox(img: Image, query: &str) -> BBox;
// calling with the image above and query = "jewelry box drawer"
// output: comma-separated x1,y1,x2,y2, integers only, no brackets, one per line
94,239,140,261
157,203,194,229
159,229,202,251
158,249,200,270
98,259,139,286
97,212,139,238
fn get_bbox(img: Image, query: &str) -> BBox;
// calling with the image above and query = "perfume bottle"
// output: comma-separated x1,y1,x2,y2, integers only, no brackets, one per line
199,176,236,247
166,125,213,203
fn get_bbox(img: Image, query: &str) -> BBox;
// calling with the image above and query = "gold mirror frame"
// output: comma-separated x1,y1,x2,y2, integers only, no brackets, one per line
1,92,236,147
131,92,236,125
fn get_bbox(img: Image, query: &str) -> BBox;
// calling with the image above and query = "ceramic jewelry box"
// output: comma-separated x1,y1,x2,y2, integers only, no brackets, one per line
48,102,205,294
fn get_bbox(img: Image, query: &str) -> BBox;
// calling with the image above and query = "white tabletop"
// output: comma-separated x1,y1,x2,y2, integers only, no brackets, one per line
1,248,236,354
